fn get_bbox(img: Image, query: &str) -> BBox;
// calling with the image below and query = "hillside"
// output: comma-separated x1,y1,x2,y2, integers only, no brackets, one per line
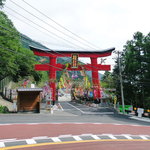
20,33,103,80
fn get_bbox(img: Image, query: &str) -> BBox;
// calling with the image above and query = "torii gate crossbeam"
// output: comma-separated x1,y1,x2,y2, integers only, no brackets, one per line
30,46,115,102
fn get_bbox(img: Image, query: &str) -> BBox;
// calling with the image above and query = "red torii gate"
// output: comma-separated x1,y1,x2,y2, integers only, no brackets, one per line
30,46,115,102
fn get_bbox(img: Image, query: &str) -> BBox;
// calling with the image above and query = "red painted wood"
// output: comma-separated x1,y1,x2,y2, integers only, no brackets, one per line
35,64,50,71
35,64,110,71
49,57,57,101
91,58,101,98
32,47,114,100
33,50,112,58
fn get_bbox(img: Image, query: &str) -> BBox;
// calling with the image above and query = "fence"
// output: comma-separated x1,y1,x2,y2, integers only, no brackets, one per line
0,77,15,102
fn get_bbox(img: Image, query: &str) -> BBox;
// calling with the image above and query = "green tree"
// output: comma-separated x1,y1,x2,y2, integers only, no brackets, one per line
0,11,44,83
101,71,115,89
113,32,150,109
0,11,21,80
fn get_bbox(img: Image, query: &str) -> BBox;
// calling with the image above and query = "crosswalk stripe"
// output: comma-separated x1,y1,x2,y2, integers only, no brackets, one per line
91,135,100,140
140,136,148,140
26,139,36,144
107,135,117,139
102,134,117,139
73,136,82,141
122,134,133,139
0,142,5,147
51,137,61,142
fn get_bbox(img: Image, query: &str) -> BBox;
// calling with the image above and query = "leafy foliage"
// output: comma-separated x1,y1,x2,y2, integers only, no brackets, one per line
113,32,150,109
0,105,9,113
101,71,115,89
0,11,44,83
0,11,21,80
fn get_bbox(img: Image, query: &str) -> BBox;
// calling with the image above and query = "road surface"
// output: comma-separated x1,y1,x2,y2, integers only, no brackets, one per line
0,100,150,149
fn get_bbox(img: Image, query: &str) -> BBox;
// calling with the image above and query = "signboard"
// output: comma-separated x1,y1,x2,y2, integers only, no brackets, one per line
71,54,78,68
137,108,144,117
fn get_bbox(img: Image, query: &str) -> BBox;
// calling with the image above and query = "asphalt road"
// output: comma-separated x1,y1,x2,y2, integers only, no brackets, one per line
0,101,150,150
0,123,150,150
0,101,149,126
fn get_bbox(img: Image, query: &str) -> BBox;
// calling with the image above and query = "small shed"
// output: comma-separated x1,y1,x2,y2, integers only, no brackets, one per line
17,88,42,113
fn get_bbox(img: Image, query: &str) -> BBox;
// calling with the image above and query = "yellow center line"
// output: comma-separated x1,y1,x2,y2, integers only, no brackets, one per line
2,139,150,150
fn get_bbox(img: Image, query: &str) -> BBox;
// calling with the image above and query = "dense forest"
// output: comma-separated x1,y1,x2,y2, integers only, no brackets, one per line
113,32,150,109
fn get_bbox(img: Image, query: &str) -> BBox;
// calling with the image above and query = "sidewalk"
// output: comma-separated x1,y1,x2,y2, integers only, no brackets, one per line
129,115,150,123
119,111,150,123
0,96,13,111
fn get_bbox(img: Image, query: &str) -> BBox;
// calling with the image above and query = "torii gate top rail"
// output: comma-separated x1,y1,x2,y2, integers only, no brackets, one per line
30,46,115,58
30,46,115,101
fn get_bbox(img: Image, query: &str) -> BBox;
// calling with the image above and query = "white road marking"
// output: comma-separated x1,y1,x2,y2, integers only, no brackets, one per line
26,139,36,144
91,135,100,140
51,137,61,142
121,134,133,139
32,136,49,139
113,123,122,126
26,123,39,125
140,135,148,140
0,138,17,142
66,103,85,113
0,124,12,126
102,134,117,139
0,142,5,147
73,136,82,141
92,123,103,125
0,134,150,147
58,134,72,138
0,123,149,128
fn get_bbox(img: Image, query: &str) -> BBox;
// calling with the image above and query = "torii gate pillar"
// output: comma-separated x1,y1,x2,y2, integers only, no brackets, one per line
91,57,101,98
30,46,115,102
49,57,57,102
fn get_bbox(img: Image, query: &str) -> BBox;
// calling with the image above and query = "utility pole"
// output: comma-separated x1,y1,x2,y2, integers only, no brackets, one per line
117,51,125,114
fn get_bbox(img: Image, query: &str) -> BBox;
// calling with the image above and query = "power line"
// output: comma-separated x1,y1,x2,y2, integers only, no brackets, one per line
9,0,98,50
5,2,115,70
0,22,114,72
0,25,71,60
0,44,65,71
8,0,115,67
5,5,86,50
0,44,32,59
1,6,115,72
5,10,77,48
4,9,104,53
21,0,101,50
0,22,113,79
0,44,106,81
0,24,84,67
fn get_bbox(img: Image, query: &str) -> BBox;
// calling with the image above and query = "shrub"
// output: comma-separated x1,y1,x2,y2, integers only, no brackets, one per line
0,105,9,113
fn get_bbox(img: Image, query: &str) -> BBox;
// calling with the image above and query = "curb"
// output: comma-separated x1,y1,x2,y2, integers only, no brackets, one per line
1,134,150,148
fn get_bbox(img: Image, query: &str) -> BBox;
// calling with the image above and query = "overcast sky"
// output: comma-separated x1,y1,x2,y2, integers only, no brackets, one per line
3,0,150,71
